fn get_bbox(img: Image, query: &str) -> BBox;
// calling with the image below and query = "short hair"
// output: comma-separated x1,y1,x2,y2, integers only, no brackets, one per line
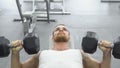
56,24,66,26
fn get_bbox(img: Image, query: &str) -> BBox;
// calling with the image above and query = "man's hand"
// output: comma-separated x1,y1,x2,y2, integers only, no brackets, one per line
98,40,112,54
11,40,23,54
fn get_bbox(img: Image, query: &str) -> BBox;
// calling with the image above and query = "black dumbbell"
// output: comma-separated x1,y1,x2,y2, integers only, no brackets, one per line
0,36,11,57
82,31,120,59
0,33,40,58
112,36,120,59
82,31,98,54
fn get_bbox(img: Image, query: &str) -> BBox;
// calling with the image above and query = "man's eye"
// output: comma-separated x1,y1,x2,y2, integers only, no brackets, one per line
63,28,67,31
55,28,59,31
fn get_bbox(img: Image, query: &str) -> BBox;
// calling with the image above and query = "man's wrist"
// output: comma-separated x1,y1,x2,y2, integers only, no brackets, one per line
103,51,111,57
11,50,20,55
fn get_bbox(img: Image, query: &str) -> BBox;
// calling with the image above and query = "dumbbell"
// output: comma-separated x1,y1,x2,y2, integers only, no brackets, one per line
82,31,120,59
82,31,98,54
0,33,40,58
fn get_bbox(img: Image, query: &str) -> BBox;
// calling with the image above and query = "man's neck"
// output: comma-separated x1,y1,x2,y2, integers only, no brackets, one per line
53,42,69,51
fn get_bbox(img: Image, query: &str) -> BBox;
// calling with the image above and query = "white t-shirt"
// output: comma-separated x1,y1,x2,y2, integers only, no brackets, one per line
39,49,83,68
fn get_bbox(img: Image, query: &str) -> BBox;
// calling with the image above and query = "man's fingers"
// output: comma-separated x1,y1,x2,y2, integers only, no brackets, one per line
99,40,112,48
11,40,22,46
11,40,23,51
16,45,23,50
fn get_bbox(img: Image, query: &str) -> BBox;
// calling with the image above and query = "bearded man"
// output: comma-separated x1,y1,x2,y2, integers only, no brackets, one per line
11,24,112,68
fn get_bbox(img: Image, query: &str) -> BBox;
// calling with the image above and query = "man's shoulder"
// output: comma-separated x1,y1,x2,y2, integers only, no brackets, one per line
33,51,41,58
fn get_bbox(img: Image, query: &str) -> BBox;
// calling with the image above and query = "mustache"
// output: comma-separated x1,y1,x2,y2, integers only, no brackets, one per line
57,33,65,35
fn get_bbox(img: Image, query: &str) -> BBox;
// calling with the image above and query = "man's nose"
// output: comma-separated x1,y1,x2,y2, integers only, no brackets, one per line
59,28,64,32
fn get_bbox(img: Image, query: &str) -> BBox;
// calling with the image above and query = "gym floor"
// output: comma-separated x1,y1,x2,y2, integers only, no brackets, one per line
0,0,120,68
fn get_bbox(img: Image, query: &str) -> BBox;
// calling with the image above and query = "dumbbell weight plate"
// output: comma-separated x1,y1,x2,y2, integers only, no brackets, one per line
0,36,10,57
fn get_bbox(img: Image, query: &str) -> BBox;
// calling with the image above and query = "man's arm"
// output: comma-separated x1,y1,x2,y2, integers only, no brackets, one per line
11,50,40,68
11,40,40,68
22,53,40,68
82,51,100,68
82,40,112,68
99,40,111,68
11,51,22,68
101,52,111,68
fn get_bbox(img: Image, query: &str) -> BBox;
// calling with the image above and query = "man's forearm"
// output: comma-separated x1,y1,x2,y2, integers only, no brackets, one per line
101,52,111,68
11,52,22,68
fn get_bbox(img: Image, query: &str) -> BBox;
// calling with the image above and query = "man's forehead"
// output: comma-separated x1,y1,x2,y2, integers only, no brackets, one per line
55,25,67,29
53,25,70,35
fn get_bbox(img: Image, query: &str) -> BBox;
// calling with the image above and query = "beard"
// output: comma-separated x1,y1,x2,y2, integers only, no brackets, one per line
53,34,69,42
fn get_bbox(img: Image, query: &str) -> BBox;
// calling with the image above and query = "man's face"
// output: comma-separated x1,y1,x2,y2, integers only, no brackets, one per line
52,25,70,43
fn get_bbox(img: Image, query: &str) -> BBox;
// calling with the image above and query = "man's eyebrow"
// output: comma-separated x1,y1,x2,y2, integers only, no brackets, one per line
55,27,67,29
55,27,59,30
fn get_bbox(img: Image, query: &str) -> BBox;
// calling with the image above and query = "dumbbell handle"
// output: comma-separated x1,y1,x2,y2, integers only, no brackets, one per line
8,44,22,48
9,45,18,48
